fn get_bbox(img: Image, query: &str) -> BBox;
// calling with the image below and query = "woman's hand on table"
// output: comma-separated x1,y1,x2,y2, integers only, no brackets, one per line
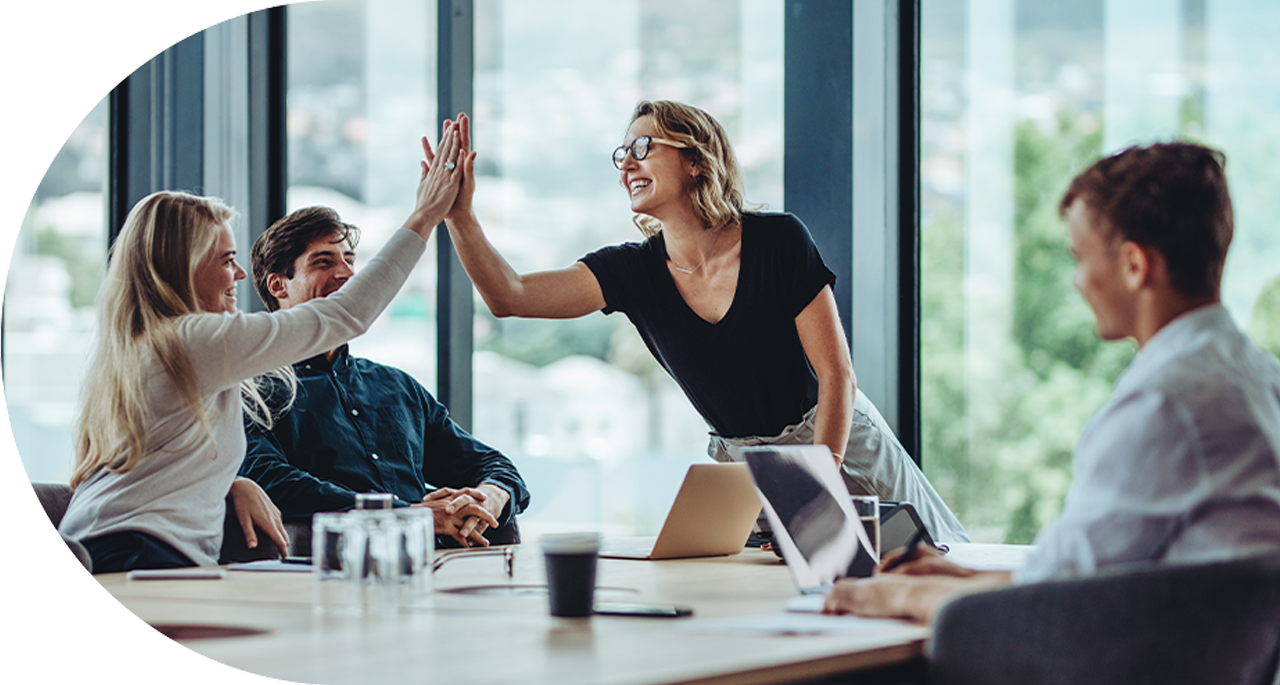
229,477,289,554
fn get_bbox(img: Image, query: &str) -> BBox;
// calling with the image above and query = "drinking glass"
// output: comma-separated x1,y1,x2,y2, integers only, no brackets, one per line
850,495,880,561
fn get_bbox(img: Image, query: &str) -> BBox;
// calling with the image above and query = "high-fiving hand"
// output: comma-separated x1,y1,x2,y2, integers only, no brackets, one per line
422,112,477,222
405,118,465,239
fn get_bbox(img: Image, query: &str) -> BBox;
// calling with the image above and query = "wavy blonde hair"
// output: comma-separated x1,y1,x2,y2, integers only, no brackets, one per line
627,100,748,237
71,191,292,489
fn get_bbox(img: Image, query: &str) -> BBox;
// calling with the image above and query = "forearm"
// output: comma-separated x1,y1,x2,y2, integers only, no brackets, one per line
920,571,1013,622
423,416,530,525
401,208,444,243
240,451,359,521
445,212,528,317
813,371,854,464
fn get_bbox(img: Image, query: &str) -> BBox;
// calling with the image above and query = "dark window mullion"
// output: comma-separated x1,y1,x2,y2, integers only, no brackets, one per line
437,0,475,431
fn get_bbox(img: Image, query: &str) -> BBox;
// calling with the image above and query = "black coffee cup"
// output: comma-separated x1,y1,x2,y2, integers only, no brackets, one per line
541,533,601,617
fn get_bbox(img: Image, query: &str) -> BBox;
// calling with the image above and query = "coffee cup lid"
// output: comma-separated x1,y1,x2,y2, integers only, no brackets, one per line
540,532,601,554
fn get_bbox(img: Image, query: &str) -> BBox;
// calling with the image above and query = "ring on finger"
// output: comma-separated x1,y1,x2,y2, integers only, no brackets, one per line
444,160,457,171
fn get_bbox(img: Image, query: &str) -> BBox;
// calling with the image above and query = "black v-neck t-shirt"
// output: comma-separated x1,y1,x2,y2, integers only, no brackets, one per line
580,212,836,438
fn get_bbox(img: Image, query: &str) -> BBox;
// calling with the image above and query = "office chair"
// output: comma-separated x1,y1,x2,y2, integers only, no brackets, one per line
927,554,1280,685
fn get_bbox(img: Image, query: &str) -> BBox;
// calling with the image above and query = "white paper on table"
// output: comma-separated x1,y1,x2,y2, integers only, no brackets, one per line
126,568,227,580
679,612,903,636
227,559,313,573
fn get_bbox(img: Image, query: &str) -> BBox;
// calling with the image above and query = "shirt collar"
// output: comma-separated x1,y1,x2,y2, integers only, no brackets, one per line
296,343,352,374
1114,303,1232,393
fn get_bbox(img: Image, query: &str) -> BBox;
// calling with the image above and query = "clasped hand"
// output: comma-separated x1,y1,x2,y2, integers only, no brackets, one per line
413,485,503,548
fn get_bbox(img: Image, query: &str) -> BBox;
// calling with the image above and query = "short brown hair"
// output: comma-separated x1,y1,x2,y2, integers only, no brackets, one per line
251,206,360,312
1059,142,1233,299
629,100,745,237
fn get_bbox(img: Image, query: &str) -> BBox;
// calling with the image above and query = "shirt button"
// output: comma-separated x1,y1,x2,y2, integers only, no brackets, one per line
351,409,359,417
371,453,379,460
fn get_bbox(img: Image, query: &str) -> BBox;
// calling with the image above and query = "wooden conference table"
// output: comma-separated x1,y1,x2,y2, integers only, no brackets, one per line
98,543,1027,685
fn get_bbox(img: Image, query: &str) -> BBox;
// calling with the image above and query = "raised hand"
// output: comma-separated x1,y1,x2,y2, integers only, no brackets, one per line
405,119,464,239
424,113,478,222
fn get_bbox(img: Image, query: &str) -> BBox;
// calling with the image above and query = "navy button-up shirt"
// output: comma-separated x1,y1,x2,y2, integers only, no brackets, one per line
241,345,530,524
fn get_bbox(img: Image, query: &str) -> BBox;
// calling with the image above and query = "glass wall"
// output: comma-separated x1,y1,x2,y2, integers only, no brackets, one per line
286,0,440,384
289,0,784,538
920,0,1280,542
467,0,782,538
4,98,108,483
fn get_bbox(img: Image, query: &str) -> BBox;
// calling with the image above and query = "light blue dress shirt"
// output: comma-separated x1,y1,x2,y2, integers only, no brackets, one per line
1016,304,1280,584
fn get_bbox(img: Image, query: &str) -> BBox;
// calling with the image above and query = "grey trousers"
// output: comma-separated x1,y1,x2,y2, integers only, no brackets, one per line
707,388,970,543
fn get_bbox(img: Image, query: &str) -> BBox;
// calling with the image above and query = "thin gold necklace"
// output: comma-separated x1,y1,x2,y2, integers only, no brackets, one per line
670,228,723,275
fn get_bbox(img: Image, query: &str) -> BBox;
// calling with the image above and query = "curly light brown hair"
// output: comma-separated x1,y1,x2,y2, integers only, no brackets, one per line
627,100,747,237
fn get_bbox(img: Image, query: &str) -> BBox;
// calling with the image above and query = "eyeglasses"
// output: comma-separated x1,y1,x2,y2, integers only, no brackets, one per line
612,135,687,169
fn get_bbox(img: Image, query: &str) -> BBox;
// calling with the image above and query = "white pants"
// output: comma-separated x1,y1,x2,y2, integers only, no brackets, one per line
707,388,970,543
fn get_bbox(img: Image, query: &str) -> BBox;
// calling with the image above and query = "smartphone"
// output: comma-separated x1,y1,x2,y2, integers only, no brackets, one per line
593,602,693,618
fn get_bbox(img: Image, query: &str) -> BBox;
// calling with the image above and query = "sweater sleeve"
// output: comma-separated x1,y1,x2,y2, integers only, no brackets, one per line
181,229,426,395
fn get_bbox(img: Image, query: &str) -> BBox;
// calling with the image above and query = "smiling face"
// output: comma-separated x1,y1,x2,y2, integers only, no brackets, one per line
619,115,698,218
193,223,247,314
1067,198,1139,341
266,233,356,310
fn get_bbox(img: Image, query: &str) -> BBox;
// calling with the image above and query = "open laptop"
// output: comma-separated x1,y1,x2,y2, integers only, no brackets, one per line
742,445,879,595
600,463,762,560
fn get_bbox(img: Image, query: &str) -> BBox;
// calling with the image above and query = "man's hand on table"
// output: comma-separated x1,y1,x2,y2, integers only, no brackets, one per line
822,544,1010,623
413,484,509,548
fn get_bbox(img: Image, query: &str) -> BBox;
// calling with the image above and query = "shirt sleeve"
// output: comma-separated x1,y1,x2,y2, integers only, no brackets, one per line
579,240,650,315
240,420,362,522
1014,389,1202,583
182,229,426,395
776,215,836,318
416,385,531,525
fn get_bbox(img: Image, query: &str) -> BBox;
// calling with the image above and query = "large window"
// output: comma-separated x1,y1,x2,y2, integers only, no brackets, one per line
4,98,108,483
12,2,786,541
287,0,440,385
468,0,782,538
287,0,783,538
919,0,1280,542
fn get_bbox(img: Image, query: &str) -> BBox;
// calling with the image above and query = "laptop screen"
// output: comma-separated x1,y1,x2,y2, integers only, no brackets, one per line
743,445,878,591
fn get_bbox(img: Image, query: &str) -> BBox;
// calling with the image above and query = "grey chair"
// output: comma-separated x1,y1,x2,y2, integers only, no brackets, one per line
30,482,288,568
928,555,1280,685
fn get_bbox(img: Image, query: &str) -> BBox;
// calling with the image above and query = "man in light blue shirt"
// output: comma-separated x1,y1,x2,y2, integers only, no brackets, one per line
823,142,1280,622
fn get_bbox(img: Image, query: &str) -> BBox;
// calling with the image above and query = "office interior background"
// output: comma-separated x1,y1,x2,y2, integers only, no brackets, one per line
9,0,1280,546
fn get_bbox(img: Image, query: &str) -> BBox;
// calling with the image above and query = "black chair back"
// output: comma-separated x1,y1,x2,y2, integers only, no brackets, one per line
929,555,1280,685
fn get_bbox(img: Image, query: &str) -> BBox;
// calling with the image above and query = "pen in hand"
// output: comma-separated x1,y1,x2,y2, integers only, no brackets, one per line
879,528,927,573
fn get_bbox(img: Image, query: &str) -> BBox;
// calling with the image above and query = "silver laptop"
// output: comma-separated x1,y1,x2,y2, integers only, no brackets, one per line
743,445,878,594
600,463,761,560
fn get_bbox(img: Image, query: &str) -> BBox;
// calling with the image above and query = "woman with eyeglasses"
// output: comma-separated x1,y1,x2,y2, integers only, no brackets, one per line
438,101,968,543
58,123,465,573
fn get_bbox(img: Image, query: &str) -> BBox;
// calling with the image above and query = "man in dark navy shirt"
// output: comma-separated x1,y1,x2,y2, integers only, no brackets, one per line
240,207,529,547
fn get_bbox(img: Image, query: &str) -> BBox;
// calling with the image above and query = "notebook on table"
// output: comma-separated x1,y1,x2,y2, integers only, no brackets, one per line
742,445,879,595
600,463,762,560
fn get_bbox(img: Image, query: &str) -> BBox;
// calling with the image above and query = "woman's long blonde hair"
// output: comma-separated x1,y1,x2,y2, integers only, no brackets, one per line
71,191,291,489
628,100,749,237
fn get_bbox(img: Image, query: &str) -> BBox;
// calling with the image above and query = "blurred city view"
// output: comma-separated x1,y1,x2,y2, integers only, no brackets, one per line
8,0,1280,543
